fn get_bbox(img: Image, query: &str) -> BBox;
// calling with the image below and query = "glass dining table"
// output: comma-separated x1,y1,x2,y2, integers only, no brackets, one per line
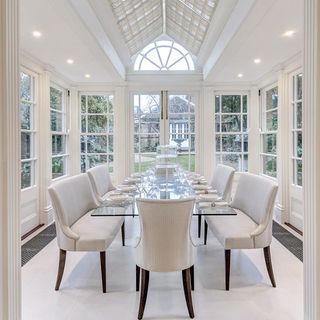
91,170,237,218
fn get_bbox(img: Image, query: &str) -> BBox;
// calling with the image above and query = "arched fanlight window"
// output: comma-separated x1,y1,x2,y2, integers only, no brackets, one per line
134,41,195,71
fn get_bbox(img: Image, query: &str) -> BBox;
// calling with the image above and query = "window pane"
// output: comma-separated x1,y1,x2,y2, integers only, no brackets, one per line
52,135,66,155
221,95,241,113
81,155,86,173
243,134,248,152
87,95,109,113
50,87,63,111
81,116,86,133
263,134,277,154
216,135,221,151
296,102,302,129
81,95,86,113
243,115,248,132
139,135,159,153
169,95,190,113
87,115,108,133
20,72,32,101
263,155,277,178
52,156,64,179
215,115,220,132
296,132,303,158
215,95,220,113
87,135,108,153
21,161,32,189
266,110,278,131
51,110,63,132
296,74,302,100
266,87,278,110
221,154,240,171
296,159,302,186
21,102,31,130
221,135,242,152
137,122,161,134
21,132,31,159
243,154,248,172
108,135,114,153
242,95,248,113
221,115,241,132
87,155,109,169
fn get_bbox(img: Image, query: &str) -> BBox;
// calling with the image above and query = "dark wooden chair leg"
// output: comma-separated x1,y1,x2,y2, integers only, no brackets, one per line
100,251,106,293
138,269,150,320
198,214,202,238
121,221,125,246
204,220,208,245
55,249,67,291
263,246,276,287
182,269,195,319
136,265,140,292
190,265,194,291
225,249,231,291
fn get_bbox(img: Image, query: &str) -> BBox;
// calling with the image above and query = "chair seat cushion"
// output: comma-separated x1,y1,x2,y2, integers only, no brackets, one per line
205,209,258,249
71,211,124,251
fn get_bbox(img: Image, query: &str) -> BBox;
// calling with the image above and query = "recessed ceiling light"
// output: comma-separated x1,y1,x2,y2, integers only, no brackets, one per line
32,31,42,38
66,59,74,64
254,58,261,64
238,73,243,78
85,74,91,78
283,30,296,37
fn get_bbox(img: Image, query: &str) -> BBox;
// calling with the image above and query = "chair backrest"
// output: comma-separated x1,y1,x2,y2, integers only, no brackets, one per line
87,164,115,201
136,198,195,272
48,174,98,227
230,173,278,225
211,164,235,200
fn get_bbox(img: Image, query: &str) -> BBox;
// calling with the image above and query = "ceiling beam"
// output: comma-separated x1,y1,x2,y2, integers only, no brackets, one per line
69,0,126,79
203,0,256,80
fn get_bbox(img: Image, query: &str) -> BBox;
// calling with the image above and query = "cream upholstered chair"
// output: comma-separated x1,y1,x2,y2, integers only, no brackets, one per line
87,164,125,246
48,174,124,293
87,164,115,202
135,198,195,319
197,164,235,238
204,173,278,290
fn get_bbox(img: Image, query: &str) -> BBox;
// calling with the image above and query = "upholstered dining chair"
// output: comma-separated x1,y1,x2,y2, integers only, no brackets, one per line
204,173,278,290
87,164,125,246
135,198,196,319
197,164,235,238
48,173,124,293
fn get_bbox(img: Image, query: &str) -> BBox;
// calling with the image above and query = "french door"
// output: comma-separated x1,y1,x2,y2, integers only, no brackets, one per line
133,91,196,172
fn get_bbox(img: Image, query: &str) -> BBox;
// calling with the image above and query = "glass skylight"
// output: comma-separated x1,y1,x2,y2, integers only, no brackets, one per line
134,41,195,71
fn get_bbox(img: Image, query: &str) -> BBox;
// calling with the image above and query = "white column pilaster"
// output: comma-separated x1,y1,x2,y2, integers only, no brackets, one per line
200,87,214,180
248,87,260,174
275,70,290,223
69,87,80,175
114,85,128,184
0,0,21,319
303,0,320,319
38,70,53,225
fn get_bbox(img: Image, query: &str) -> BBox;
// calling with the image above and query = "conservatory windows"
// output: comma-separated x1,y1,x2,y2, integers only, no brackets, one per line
260,86,278,178
215,94,248,171
20,71,36,189
80,94,114,172
50,86,69,179
134,41,194,71
292,73,303,186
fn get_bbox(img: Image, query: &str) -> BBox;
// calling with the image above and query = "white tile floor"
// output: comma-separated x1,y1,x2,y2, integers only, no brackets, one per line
22,217,303,320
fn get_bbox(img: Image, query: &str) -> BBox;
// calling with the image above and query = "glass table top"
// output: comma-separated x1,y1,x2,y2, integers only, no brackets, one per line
91,172,237,217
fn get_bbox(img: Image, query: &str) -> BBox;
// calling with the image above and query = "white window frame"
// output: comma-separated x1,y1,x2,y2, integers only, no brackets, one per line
290,71,303,187
260,84,278,179
80,93,115,173
50,84,69,180
215,93,249,172
20,69,37,190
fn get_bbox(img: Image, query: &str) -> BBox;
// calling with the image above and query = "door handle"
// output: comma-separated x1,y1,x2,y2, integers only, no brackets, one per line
165,91,168,120
161,91,164,120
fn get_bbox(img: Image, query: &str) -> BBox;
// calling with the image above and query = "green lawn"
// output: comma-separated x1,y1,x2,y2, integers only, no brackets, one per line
134,154,195,172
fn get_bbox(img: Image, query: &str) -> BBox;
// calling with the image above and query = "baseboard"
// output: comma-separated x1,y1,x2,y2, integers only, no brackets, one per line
40,205,54,225
274,203,288,224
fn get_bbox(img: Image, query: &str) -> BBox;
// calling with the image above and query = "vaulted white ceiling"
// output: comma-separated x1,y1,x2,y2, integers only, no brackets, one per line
20,0,303,84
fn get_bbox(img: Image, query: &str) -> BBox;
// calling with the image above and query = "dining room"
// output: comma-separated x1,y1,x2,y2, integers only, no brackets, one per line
1,0,319,319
